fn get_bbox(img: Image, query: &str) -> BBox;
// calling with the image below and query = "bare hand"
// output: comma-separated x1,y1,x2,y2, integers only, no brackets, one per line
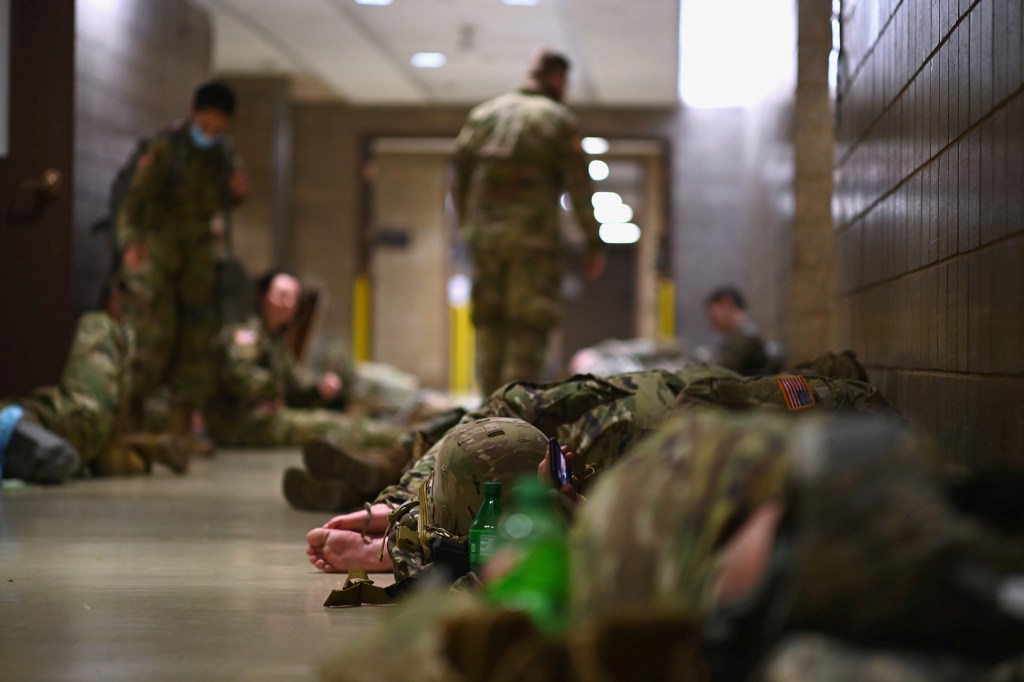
323,503,390,534
229,169,250,200
317,372,343,400
584,252,607,282
121,242,148,272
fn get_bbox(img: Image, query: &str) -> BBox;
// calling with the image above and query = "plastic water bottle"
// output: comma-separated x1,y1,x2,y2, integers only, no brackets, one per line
486,477,569,634
469,481,503,574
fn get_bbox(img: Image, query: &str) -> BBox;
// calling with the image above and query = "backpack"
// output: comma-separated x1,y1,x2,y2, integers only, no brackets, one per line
90,121,236,258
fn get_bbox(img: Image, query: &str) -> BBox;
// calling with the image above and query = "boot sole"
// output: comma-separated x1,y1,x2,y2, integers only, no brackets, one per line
302,439,390,497
282,467,360,512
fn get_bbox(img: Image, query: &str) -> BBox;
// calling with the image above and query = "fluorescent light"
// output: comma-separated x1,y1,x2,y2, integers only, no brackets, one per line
595,203,634,224
560,193,572,211
411,52,446,68
678,0,795,108
599,223,641,245
355,0,393,4
588,160,609,181
591,191,622,210
581,136,609,155
502,0,540,5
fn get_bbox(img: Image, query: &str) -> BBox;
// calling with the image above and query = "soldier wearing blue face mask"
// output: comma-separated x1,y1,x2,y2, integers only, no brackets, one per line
114,81,249,450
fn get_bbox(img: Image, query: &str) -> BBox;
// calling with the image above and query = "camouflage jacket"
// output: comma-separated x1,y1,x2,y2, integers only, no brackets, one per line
117,126,233,249
453,86,601,255
716,322,769,376
25,311,134,463
206,316,321,425
676,373,896,416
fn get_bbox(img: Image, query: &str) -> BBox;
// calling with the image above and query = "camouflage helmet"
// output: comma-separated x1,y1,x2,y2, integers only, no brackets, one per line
422,417,548,539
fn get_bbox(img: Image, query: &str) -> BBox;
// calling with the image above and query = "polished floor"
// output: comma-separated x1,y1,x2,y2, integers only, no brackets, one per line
0,450,394,681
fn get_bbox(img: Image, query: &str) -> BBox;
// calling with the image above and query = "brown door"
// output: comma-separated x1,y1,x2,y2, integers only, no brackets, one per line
0,0,75,394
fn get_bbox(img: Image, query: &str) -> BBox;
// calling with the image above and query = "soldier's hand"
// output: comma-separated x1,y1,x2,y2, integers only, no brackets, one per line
584,252,607,281
122,242,148,272
538,445,580,504
317,372,343,400
229,169,250,199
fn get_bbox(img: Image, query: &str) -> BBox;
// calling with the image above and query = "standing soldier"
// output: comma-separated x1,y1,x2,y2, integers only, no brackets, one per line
454,50,606,395
116,81,249,449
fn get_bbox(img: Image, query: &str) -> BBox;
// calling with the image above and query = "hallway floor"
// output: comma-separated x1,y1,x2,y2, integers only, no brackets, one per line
0,450,393,681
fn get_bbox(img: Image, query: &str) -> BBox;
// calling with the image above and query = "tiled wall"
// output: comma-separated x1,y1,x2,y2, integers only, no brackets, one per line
74,0,210,312
834,0,1024,465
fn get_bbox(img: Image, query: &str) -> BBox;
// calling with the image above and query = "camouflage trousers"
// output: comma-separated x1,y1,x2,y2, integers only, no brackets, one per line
205,406,404,451
472,249,562,395
14,388,114,467
119,231,218,409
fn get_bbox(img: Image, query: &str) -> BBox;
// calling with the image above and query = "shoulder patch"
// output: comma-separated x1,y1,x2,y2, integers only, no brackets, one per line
233,328,258,347
776,375,817,411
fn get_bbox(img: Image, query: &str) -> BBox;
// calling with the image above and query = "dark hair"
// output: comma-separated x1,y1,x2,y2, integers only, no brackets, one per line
193,81,237,117
705,285,747,310
529,49,571,79
255,268,301,303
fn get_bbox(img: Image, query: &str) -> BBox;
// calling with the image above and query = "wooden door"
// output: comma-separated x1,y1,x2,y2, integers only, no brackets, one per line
0,0,75,393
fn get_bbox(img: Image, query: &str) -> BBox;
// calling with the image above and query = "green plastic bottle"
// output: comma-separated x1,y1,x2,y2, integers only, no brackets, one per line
469,481,504,574
486,477,569,634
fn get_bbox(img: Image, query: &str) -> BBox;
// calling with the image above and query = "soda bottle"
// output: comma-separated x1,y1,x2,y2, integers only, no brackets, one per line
469,481,503,574
486,477,569,634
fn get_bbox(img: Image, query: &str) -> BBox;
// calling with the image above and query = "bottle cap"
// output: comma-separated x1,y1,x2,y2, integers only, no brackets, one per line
483,481,503,495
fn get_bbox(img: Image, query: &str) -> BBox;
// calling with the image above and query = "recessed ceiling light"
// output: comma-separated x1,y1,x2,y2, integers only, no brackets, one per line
354,0,393,5
600,223,641,245
503,0,540,5
595,202,634,224
588,160,610,181
581,137,609,155
411,52,447,68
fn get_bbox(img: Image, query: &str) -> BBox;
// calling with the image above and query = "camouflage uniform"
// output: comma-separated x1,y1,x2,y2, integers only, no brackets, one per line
16,311,133,469
378,367,732,579
573,413,1024,679
454,83,602,395
675,372,895,415
205,316,402,451
716,321,769,376
116,126,234,413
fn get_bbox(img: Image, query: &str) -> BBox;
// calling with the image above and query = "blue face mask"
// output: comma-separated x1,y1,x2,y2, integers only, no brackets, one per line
189,123,221,149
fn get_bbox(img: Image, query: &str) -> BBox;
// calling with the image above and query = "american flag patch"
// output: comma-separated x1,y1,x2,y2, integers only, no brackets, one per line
776,375,817,411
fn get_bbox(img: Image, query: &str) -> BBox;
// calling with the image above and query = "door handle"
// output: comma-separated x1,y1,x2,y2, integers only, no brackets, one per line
19,168,63,203
7,168,63,225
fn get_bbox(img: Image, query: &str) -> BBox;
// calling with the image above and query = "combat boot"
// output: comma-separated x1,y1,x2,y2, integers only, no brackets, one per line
91,442,150,476
119,433,189,475
302,440,409,497
1,410,81,484
282,467,363,512
168,403,215,459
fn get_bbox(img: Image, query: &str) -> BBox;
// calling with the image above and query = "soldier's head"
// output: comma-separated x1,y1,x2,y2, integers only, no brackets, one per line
256,269,302,332
191,81,236,143
705,285,748,335
422,418,549,538
527,49,571,101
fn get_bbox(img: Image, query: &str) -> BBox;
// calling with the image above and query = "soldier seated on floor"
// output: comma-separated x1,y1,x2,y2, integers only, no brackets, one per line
696,285,784,376
204,268,404,510
0,280,187,483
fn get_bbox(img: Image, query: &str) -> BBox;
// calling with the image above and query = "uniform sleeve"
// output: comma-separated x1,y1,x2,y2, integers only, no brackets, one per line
218,328,281,403
116,137,173,249
561,117,603,255
284,353,322,407
374,447,437,507
452,118,478,226
60,313,125,415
